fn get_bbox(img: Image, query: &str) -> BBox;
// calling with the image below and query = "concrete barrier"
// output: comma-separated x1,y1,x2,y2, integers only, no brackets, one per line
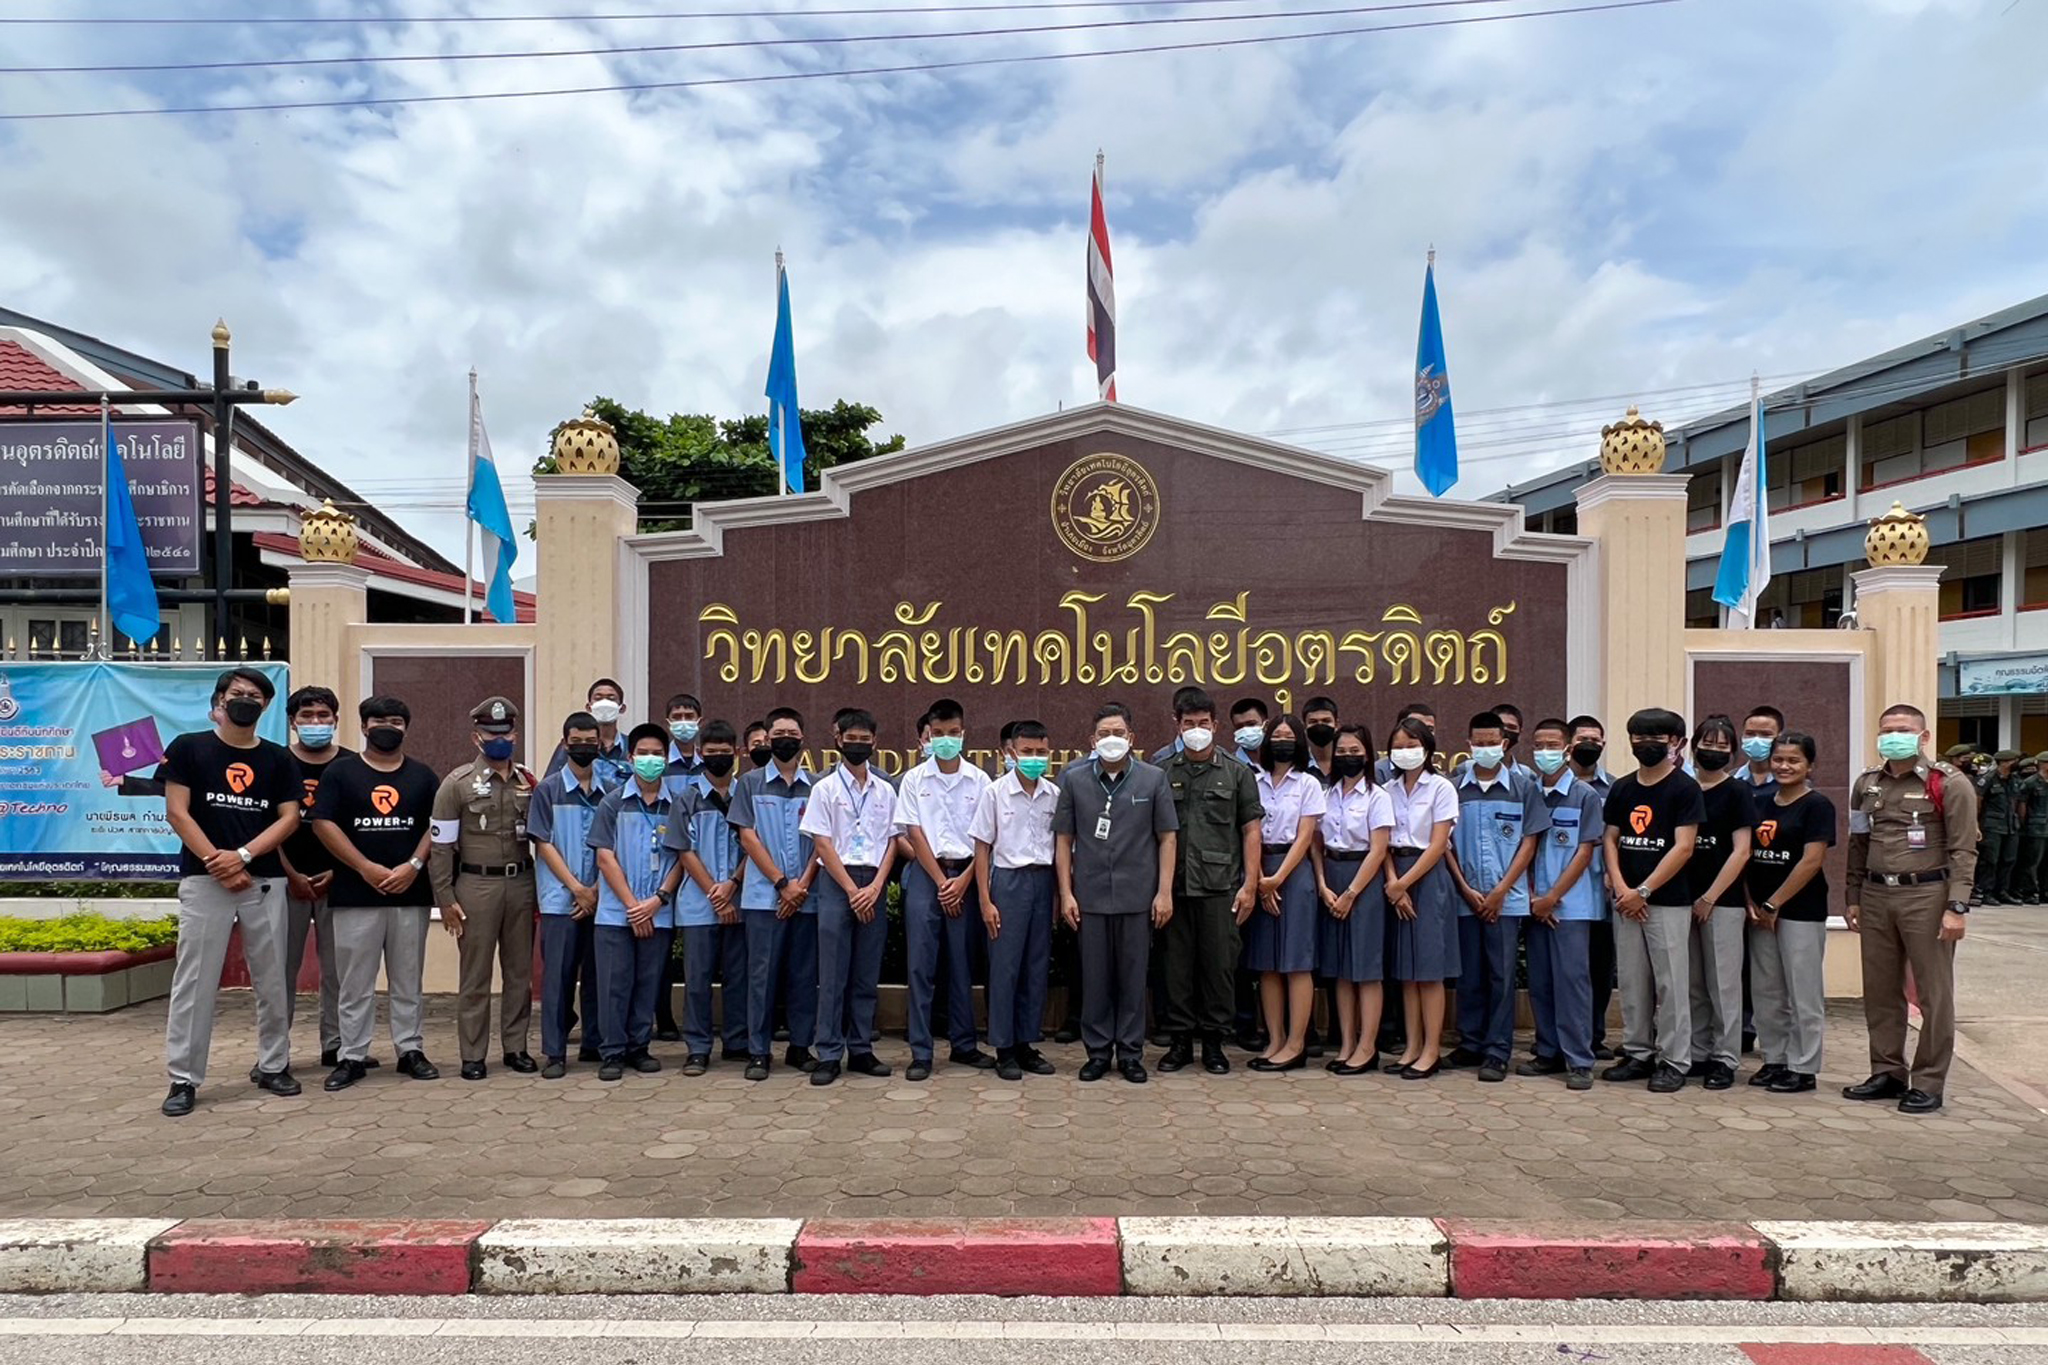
0,1218,181,1293
793,1217,1123,1296
1120,1216,1448,1296
475,1218,800,1294
1440,1219,1777,1300
1757,1220,2048,1302
147,1219,490,1295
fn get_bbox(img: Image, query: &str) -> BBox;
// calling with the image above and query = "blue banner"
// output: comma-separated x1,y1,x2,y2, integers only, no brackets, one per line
0,662,289,880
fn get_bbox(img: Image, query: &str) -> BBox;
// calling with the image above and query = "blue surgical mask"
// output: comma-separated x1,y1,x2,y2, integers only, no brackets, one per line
1003,755,1018,773
1741,736,1773,762
481,737,515,761
929,735,964,762
1532,749,1567,775
296,724,335,749
669,719,699,744
1470,744,1505,769
1233,725,1266,751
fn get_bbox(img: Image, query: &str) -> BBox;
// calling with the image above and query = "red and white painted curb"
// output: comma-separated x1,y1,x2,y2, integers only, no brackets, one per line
3,1216,2047,1301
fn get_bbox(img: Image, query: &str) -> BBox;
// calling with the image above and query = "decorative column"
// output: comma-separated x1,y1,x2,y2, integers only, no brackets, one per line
287,501,370,741
1573,408,1689,733
534,409,636,734
1853,501,1942,730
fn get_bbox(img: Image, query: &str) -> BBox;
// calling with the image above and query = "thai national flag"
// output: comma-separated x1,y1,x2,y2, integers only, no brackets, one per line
1087,153,1117,403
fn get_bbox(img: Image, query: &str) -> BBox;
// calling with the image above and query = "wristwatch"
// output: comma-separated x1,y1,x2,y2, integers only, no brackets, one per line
407,856,425,871
1948,900,1970,916
658,888,675,906
1761,901,1778,916
236,846,252,865
774,874,792,892
1634,883,1652,901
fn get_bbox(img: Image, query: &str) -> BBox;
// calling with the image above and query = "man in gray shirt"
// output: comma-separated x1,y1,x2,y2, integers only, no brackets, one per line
1054,702,1178,1084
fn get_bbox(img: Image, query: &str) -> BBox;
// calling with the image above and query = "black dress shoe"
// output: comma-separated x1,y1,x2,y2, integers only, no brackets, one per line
906,1059,933,1082
1592,1043,1616,1061
254,1069,302,1097
785,1045,817,1073
323,1060,368,1092
161,1083,196,1118
1477,1061,1508,1083
1602,1057,1656,1083
319,1048,340,1069
773,1023,791,1042
682,1053,711,1077
1399,1060,1440,1080
542,1058,567,1080
630,1051,662,1074
809,1060,842,1086
1898,1088,1944,1114
503,1051,539,1074
1119,1058,1149,1084
1769,1071,1816,1093
655,1026,683,1042
1686,1060,1712,1078
722,1045,749,1062
1249,1052,1306,1073
847,1053,892,1078
599,1058,625,1082
1054,1024,1083,1045
745,1055,771,1082
1018,1046,1057,1076
1748,1063,1789,1088
949,1048,997,1071
1201,1039,1230,1075
1078,1057,1111,1082
1844,1073,1908,1102
1147,1030,1171,1049
996,1051,1024,1081
1515,1055,1566,1077
1444,1046,1485,1069
396,1050,440,1081
1333,1056,1380,1076
460,1061,488,1081
1648,1062,1688,1093
1156,1038,1195,1073
1703,1061,1736,1091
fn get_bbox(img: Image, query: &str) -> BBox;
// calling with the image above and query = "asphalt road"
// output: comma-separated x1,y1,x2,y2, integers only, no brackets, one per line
5,1295,2048,1365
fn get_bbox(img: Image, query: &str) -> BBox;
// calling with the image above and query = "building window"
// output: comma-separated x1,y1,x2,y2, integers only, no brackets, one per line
1751,563,1843,630
1686,465,1723,532
1769,433,1845,510
2025,529,2048,610
2027,370,2048,452
1928,535,2003,620
1685,586,1717,628
1860,388,2005,488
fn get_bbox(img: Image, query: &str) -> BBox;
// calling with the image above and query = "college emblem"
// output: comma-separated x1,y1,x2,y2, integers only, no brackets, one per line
1051,452,1160,563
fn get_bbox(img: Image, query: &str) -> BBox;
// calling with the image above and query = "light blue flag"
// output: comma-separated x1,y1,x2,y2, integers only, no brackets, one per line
1712,380,1772,623
766,259,807,495
1414,258,1458,497
102,417,161,645
467,376,518,623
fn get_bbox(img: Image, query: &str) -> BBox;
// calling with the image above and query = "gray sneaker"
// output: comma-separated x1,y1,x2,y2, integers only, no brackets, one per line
1565,1067,1594,1091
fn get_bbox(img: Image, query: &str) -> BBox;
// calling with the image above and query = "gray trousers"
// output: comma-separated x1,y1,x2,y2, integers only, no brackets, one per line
814,869,887,1063
1080,911,1151,1063
331,904,430,1061
1749,918,1826,1075
1613,903,1691,1066
165,875,291,1086
1687,902,1745,1067
284,894,341,1054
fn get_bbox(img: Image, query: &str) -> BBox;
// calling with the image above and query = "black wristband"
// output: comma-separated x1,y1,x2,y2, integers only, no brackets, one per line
774,874,791,892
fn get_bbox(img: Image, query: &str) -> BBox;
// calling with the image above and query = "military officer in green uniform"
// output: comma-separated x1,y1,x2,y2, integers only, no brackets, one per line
430,696,541,1081
2015,755,2048,905
1155,690,1263,1076
1975,750,2023,904
1844,702,1978,1115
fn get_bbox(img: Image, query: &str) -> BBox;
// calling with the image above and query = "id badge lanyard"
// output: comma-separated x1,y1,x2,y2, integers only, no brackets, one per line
845,770,876,863
1096,771,1120,841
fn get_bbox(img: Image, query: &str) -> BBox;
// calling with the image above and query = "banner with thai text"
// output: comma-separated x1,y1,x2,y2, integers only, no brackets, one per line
0,418,203,576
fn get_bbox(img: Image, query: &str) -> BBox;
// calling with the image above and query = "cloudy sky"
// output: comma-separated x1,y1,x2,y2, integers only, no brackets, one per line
3,0,2045,566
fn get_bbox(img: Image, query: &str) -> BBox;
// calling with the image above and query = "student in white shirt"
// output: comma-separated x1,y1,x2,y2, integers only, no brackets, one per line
1313,724,1395,1075
898,697,997,1080
1383,716,1461,1080
971,719,1062,1082
1244,714,1329,1072
799,709,899,1087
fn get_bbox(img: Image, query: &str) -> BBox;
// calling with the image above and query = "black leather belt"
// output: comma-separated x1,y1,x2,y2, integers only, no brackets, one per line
1389,846,1426,858
1324,850,1367,859
461,861,532,877
937,856,973,874
1865,869,1946,887
1261,843,1295,855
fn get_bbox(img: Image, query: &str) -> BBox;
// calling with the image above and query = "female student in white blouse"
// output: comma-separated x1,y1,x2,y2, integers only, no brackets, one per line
1383,716,1461,1080
1244,714,1329,1072
1314,724,1395,1075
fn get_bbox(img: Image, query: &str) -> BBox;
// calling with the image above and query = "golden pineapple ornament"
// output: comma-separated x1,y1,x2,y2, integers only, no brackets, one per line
1599,406,1667,475
551,408,622,475
1864,501,1930,567
297,499,360,564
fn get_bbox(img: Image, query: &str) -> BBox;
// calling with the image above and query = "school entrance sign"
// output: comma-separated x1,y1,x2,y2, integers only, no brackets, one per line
622,406,1598,768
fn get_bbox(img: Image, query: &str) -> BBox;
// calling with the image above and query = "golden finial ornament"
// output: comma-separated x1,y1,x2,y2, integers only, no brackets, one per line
1864,501,1930,567
550,407,622,475
211,319,231,349
298,499,360,564
1599,406,1667,475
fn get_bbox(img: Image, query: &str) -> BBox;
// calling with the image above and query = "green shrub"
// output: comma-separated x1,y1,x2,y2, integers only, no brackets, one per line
0,913,180,955
0,881,179,900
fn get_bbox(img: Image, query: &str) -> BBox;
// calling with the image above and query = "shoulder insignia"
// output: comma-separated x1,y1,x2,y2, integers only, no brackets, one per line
1932,761,1964,781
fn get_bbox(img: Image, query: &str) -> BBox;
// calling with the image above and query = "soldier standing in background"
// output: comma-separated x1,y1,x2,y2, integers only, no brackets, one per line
1974,750,2022,905
2013,755,2047,906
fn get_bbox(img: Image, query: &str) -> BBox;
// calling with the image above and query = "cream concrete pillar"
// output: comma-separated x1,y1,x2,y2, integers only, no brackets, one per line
285,562,371,742
533,473,637,734
1574,472,1691,733
1851,565,1943,728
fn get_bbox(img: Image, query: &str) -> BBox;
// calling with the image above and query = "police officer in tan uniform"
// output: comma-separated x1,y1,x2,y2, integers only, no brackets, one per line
431,696,541,1080
1843,702,1977,1115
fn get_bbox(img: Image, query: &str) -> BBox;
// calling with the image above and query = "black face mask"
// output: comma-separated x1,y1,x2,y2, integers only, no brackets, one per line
1631,740,1672,769
1263,741,1299,768
748,745,773,768
1694,749,1733,772
840,742,875,768
702,753,736,778
365,725,406,754
566,743,602,768
1305,724,1338,748
1571,741,1604,769
1331,755,1369,780
223,697,264,726
770,736,804,763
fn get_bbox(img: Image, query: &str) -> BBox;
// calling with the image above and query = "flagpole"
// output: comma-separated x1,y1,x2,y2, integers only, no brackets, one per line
775,250,788,499
464,368,477,624
1748,371,1763,628
98,392,112,659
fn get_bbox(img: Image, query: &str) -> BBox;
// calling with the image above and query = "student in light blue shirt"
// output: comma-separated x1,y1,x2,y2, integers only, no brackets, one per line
1519,716,1605,1089
528,710,615,1079
729,707,819,1080
587,723,684,1083
1446,710,1550,1080
665,720,749,1076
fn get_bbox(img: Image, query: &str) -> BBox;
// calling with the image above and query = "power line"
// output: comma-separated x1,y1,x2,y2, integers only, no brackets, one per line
0,0,1465,23
0,0,1684,121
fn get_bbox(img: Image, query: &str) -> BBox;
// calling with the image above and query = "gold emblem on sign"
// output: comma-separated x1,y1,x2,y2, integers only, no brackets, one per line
1051,453,1160,563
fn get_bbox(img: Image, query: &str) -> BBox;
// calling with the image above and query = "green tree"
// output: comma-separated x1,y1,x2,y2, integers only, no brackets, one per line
534,397,906,533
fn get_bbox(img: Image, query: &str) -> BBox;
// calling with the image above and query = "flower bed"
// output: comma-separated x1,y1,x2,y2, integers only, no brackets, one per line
0,914,179,1013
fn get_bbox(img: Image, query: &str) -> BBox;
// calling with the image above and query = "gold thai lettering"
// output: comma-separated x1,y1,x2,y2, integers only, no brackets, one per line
1378,604,1422,686
700,603,741,684
1470,600,1516,684
876,601,939,682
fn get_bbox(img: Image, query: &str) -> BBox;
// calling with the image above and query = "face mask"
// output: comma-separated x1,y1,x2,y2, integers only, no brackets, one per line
1877,732,1921,762
748,744,772,768
1742,736,1773,762
1003,754,1018,772
1571,741,1604,769
702,753,736,778
840,742,875,768
296,724,335,749
223,697,265,727
481,737,515,761
1694,749,1733,772
1264,741,1299,766
669,719,699,744
1181,726,1214,753
1332,755,1368,780
365,725,405,754
1306,724,1338,748
1094,736,1132,764
1532,749,1567,775
588,700,622,725
1631,740,1672,769
632,754,668,781
770,736,804,762
1389,747,1427,772
919,740,933,759
567,743,602,768
1016,756,1050,781
1469,744,1504,769
1233,725,1267,752
929,735,965,762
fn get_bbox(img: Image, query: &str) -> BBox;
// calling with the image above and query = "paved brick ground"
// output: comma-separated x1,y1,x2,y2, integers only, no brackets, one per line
3,996,2046,1223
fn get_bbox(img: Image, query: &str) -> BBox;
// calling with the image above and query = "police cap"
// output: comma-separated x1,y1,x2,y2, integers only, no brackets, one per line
469,696,520,733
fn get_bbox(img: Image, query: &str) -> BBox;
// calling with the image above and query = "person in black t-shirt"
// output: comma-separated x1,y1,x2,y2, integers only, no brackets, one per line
159,667,304,1118
1685,715,1753,1090
310,695,443,1092
1745,731,1836,1094
278,684,355,1069
1600,707,1704,1094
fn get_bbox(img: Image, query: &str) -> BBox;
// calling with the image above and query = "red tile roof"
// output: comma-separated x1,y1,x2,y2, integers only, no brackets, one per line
0,339,99,415
204,464,266,507
255,531,538,624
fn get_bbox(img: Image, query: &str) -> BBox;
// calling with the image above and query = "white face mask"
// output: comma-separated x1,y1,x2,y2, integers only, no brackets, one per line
1181,726,1214,753
1390,747,1428,771
588,700,622,725
1094,736,1132,764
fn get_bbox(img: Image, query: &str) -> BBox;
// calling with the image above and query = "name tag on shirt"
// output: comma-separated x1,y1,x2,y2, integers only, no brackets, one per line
1095,814,1113,841
1907,825,1927,850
